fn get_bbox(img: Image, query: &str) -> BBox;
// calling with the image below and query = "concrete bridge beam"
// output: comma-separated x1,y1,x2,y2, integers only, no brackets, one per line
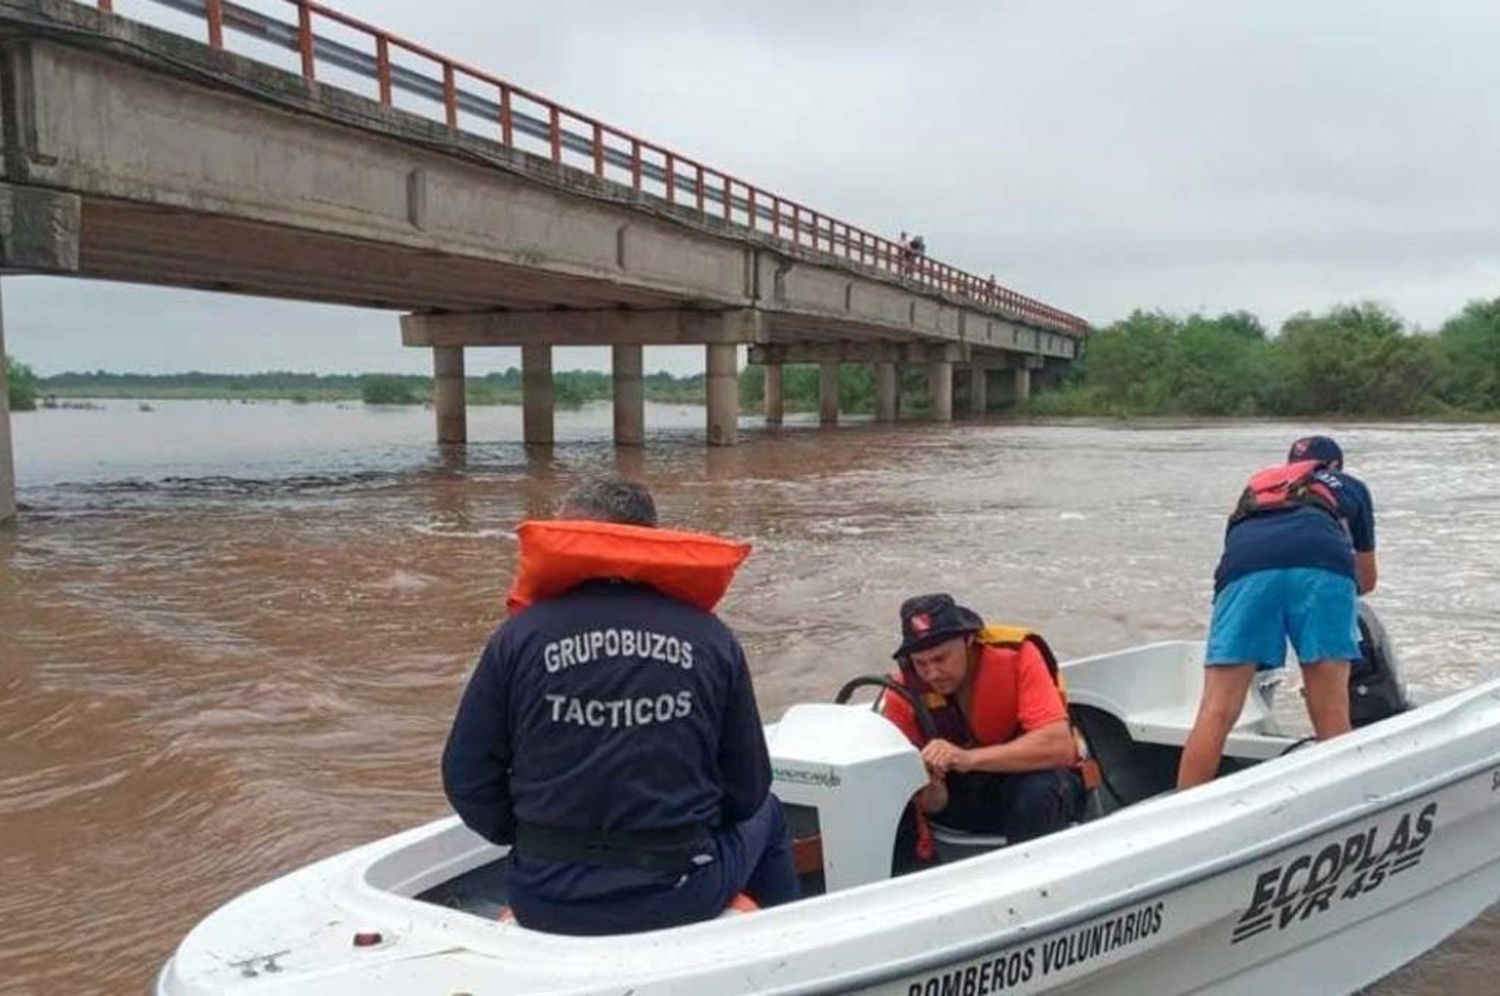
876,361,899,423
820,361,840,425
432,345,467,444
969,365,989,416
1014,365,1032,405
402,308,765,348
522,344,554,446
748,344,886,365
612,344,645,447
706,343,739,447
763,362,784,426
0,283,14,525
928,358,954,422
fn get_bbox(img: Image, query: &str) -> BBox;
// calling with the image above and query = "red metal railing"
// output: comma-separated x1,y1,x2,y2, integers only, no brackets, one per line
98,0,1089,336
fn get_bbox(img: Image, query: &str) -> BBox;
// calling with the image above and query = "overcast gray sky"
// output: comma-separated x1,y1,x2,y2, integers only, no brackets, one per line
7,0,1499,375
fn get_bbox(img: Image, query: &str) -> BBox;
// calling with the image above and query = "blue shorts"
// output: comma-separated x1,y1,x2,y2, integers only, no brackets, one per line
1206,568,1360,670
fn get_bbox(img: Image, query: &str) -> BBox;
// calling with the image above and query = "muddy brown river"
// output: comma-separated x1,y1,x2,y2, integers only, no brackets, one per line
2,399,1496,993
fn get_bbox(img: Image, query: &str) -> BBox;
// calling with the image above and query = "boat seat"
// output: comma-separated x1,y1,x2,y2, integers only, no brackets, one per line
790,833,824,876
1062,641,1293,761
1125,696,1288,761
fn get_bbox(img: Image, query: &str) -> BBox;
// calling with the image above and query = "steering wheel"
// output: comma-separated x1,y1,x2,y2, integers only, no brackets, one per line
834,674,939,742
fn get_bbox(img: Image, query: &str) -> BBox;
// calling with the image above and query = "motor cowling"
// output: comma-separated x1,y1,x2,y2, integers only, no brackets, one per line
1350,602,1410,728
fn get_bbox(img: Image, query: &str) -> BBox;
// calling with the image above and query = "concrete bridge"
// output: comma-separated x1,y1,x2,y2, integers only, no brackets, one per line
0,0,1089,523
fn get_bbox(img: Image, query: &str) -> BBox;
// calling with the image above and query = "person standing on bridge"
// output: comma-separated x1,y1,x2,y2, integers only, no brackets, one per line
1178,435,1378,789
442,475,798,933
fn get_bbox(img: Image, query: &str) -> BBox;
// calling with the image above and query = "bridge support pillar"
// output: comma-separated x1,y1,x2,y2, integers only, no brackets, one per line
432,345,467,444
763,362,784,425
522,344,554,446
819,361,840,425
969,366,989,416
0,283,14,526
706,343,738,447
928,359,953,422
875,362,898,422
1014,365,1032,405
612,344,644,446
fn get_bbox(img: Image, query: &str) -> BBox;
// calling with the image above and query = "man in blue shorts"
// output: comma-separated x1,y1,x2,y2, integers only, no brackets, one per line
1178,435,1377,788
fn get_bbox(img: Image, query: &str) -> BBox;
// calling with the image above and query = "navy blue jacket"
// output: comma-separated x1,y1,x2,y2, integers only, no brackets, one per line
442,580,770,902
1215,469,1376,592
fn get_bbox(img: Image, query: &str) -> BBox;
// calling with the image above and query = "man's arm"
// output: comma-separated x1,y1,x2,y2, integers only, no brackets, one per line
921,721,1076,775
1344,475,1377,594
441,637,517,845
716,639,771,823
1356,551,1378,595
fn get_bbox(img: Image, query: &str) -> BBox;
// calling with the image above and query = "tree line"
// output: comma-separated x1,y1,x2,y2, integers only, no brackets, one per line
14,367,707,409
1030,298,1500,417
10,297,1500,416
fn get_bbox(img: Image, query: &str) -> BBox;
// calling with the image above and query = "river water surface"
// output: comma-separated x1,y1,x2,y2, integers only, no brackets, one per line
2,399,1496,993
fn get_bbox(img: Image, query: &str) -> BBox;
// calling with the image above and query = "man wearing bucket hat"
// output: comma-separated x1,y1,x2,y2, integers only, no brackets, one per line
880,593,1084,851
1179,435,1378,789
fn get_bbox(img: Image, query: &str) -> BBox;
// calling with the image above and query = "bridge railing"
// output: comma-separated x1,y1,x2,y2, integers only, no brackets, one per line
93,0,1090,336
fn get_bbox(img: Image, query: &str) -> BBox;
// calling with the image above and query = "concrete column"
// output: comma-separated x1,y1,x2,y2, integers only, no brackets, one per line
763,362,784,425
875,361,898,422
0,282,14,525
612,343,645,446
970,366,989,416
522,344,554,446
928,359,954,422
1014,364,1032,405
705,343,738,447
819,361,840,425
432,345,467,444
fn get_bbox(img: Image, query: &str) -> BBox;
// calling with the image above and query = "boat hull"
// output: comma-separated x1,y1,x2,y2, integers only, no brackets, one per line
855,764,1500,995
156,678,1500,996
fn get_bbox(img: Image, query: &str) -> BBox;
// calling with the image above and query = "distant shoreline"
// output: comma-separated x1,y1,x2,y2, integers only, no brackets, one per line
34,373,707,408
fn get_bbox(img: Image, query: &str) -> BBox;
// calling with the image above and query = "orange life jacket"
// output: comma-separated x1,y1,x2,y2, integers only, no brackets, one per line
505,519,751,616
886,626,1065,749
1228,459,1339,528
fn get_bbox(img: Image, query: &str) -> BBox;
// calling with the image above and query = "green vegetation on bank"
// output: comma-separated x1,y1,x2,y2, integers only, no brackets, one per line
738,363,935,415
19,296,1500,418
35,368,709,409
1030,298,1500,418
5,354,39,411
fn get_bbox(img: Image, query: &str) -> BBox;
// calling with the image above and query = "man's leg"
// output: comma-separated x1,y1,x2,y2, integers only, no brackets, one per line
1181,572,1288,790
715,794,799,907
996,769,1085,843
1301,660,1352,739
1177,665,1257,789
1286,568,1358,742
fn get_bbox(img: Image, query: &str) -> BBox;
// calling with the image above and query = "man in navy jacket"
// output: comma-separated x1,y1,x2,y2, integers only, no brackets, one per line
442,476,797,934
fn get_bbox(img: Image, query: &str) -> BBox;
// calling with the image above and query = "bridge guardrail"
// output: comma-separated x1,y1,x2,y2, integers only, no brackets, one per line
93,0,1089,336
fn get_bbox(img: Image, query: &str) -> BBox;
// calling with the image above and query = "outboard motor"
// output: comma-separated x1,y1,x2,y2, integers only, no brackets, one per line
1350,602,1410,728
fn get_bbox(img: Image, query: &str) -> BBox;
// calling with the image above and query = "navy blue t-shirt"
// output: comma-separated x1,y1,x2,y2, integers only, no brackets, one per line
1214,468,1375,592
441,580,770,904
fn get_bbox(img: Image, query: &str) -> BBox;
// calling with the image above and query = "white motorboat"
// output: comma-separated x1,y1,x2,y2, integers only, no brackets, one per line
156,609,1500,994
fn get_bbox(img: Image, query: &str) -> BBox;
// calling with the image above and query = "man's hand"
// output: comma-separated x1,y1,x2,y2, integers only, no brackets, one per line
917,762,950,814
921,738,971,775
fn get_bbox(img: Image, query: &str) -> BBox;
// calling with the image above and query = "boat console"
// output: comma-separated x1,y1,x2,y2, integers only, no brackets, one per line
766,703,926,893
